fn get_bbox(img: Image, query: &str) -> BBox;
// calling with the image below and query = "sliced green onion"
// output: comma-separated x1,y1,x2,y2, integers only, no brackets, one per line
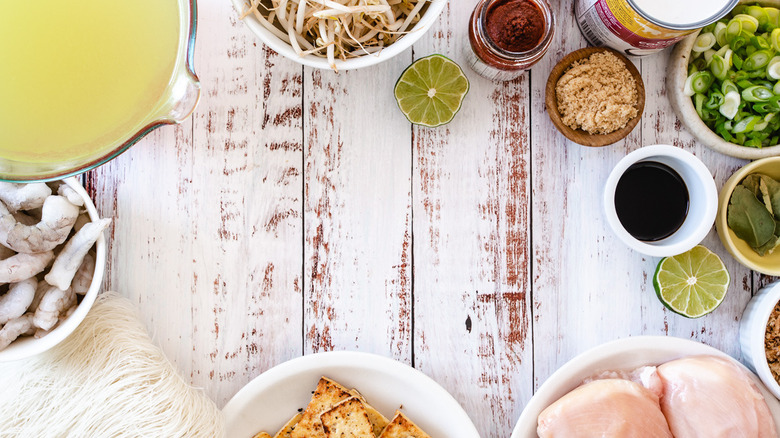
690,71,714,94
705,91,725,109
720,90,741,119
769,60,780,80
733,53,744,70
742,85,774,102
774,81,780,95
733,115,760,133
752,35,771,50
704,49,717,66
748,6,770,29
710,54,729,80
727,19,743,40
715,22,729,46
745,50,773,70
694,93,707,119
722,79,739,95
738,79,755,89
693,32,717,52
733,14,760,33
772,28,780,51
766,7,780,29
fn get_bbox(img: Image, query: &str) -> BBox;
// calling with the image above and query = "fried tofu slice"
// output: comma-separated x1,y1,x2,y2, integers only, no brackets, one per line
348,389,390,436
275,413,303,438
321,397,375,438
290,377,353,438
253,433,272,438
378,412,432,438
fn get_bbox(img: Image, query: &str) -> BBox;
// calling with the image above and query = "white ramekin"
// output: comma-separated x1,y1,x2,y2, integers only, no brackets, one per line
740,280,780,400
603,145,718,257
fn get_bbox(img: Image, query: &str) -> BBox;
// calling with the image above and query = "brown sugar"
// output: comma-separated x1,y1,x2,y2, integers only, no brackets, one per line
555,51,639,135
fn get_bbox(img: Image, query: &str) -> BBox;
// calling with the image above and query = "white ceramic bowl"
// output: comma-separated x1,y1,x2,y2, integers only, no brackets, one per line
740,281,780,400
603,145,718,257
511,336,780,437
667,0,780,160
223,351,480,437
0,177,106,362
231,0,447,70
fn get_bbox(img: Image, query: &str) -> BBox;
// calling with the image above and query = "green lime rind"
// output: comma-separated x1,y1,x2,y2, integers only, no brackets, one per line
653,245,730,319
393,54,470,128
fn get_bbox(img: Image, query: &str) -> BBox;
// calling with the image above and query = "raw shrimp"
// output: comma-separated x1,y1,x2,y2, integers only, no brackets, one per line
56,183,84,207
71,252,95,295
33,285,74,331
0,277,37,325
0,195,79,254
0,313,33,350
0,182,51,212
0,251,54,284
45,218,109,290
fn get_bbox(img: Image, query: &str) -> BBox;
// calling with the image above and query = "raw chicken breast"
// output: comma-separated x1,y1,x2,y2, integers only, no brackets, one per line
657,355,778,438
537,378,673,438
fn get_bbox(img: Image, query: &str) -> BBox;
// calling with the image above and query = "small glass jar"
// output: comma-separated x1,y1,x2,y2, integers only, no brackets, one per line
467,0,555,81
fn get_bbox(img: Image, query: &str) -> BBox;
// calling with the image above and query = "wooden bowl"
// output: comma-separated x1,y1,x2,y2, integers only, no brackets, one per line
545,47,645,147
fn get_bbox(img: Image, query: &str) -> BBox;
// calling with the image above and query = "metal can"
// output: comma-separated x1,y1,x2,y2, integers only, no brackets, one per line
574,0,738,56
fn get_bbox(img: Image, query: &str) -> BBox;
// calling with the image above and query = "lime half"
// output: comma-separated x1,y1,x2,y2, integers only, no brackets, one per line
394,54,469,127
653,245,730,318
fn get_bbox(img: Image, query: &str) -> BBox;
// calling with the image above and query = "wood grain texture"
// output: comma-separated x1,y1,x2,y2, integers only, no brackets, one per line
412,2,533,436
87,0,304,406
302,60,413,360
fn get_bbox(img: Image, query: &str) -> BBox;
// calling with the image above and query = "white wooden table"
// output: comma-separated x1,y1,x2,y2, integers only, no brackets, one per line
83,0,775,436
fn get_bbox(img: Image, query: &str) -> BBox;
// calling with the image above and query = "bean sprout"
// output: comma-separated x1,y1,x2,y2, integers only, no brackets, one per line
241,0,430,71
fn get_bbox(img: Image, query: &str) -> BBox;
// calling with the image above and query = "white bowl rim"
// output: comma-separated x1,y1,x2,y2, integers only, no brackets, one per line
0,177,106,362
230,0,447,70
511,335,780,438
223,350,480,436
603,144,718,257
744,281,780,399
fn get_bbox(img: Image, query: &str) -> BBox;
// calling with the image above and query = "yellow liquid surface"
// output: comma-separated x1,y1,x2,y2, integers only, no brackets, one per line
0,0,180,163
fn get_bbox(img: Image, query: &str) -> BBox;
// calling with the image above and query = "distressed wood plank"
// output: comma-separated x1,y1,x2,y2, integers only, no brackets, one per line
412,2,533,436
302,60,413,360
86,0,304,407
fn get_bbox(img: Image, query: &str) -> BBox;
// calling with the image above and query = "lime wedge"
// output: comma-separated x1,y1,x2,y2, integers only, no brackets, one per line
653,245,730,318
394,54,469,127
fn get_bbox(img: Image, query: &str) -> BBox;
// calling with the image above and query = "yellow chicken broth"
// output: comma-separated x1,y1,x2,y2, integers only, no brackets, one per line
0,0,180,163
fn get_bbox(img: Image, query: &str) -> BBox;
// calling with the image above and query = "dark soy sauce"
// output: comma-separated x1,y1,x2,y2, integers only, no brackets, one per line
614,161,689,242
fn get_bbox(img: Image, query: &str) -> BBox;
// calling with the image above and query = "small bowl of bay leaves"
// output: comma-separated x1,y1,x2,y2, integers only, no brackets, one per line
717,157,780,276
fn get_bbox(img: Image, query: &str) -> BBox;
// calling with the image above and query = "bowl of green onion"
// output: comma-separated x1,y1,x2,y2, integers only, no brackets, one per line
669,1,780,159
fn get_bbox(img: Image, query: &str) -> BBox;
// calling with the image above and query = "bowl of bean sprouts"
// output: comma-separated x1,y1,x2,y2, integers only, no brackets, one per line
234,0,446,71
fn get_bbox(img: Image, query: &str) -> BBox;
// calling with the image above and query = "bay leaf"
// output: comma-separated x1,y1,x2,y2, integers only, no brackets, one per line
758,173,780,218
756,235,780,256
741,174,763,197
760,178,774,216
728,185,776,249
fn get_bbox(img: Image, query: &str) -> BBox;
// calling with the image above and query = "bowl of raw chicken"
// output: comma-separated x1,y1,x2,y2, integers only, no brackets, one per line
0,178,109,361
512,336,780,437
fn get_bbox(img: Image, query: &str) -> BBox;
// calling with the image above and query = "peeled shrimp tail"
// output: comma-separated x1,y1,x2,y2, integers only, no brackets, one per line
0,182,51,212
33,286,73,331
0,195,79,254
0,277,37,325
0,314,33,350
0,251,54,284
45,218,110,291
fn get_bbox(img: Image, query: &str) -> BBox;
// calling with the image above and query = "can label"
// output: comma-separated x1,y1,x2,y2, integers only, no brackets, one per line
575,0,694,55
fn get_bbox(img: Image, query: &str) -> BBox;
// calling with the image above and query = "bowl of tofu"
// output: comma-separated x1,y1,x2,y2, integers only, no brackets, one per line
222,351,480,438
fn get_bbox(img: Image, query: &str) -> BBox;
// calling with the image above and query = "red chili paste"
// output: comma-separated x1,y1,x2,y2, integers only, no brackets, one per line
485,0,545,53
